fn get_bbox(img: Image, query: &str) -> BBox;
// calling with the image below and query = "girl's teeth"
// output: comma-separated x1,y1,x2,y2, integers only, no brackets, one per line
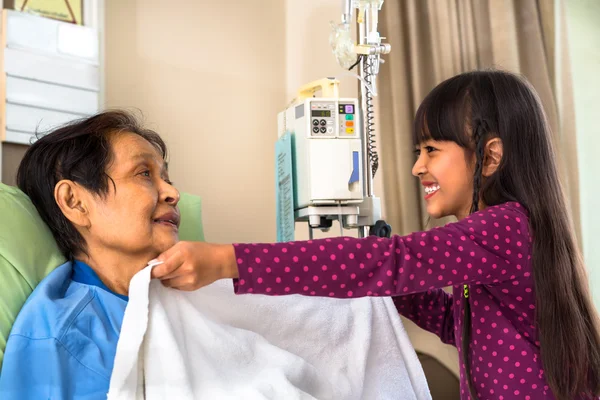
425,185,440,194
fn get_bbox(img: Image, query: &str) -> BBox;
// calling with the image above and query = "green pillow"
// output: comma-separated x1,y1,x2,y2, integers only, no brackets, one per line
0,183,204,368
178,192,205,243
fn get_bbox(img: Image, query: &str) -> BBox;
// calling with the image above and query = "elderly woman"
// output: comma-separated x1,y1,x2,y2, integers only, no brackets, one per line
0,111,180,398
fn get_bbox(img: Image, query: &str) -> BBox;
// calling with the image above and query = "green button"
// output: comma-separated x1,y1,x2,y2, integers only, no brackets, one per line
346,114,354,121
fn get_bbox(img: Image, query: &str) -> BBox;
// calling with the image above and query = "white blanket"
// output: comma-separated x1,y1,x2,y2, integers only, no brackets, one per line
107,265,431,400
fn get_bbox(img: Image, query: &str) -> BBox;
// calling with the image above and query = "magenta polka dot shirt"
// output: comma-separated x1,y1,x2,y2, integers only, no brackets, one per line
232,202,590,399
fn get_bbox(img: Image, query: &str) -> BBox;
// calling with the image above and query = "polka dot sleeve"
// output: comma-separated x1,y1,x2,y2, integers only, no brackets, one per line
233,203,531,299
392,290,456,345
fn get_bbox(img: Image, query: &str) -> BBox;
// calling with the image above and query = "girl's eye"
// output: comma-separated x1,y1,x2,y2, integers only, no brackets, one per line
414,146,437,156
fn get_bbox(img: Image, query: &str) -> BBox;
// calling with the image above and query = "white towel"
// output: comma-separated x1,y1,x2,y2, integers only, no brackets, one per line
107,265,431,400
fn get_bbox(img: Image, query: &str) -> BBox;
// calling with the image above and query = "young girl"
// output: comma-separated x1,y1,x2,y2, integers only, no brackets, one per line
152,70,600,399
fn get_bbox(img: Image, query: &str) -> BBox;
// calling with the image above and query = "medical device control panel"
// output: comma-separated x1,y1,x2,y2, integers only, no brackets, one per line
309,101,357,137
277,97,363,213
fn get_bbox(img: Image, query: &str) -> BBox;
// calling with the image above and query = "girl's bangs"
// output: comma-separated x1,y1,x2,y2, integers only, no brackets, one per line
412,78,472,148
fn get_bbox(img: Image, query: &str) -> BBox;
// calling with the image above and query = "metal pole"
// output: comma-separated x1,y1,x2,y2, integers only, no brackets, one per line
358,19,375,198
358,9,375,238
342,0,352,24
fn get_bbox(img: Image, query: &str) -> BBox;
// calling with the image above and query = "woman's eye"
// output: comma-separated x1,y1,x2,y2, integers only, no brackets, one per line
139,170,151,178
413,149,421,156
425,146,437,153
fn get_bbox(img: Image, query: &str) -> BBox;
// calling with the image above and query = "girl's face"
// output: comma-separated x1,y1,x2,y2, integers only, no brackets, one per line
412,140,475,220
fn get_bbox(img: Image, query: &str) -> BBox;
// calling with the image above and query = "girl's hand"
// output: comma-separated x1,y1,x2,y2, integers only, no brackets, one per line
150,242,239,291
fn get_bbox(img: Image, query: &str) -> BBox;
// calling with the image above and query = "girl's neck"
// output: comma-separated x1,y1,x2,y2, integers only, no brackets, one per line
456,200,487,220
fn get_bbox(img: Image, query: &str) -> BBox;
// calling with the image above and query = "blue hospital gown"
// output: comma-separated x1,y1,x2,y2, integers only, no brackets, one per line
0,260,127,399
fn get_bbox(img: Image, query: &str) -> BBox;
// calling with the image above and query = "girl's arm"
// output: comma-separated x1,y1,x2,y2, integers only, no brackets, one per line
393,290,455,345
233,203,530,298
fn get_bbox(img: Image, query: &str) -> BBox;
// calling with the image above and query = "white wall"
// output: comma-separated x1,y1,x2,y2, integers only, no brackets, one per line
105,0,286,244
284,0,357,100
566,0,600,307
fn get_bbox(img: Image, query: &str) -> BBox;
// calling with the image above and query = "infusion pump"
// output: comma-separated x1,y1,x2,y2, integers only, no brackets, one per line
277,96,363,229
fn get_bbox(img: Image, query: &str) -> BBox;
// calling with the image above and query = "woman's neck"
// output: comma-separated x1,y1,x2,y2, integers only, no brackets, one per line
77,250,153,296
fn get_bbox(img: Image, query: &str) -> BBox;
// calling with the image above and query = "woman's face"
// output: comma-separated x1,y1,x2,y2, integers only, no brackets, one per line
83,132,180,261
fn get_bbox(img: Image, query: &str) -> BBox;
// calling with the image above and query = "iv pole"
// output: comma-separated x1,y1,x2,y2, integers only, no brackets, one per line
334,0,391,238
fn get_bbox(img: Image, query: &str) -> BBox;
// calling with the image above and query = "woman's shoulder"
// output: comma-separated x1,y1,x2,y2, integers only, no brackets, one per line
10,262,99,340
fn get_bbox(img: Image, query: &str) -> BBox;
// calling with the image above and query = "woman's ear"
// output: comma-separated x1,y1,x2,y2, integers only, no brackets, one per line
54,180,91,228
482,138,503,177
